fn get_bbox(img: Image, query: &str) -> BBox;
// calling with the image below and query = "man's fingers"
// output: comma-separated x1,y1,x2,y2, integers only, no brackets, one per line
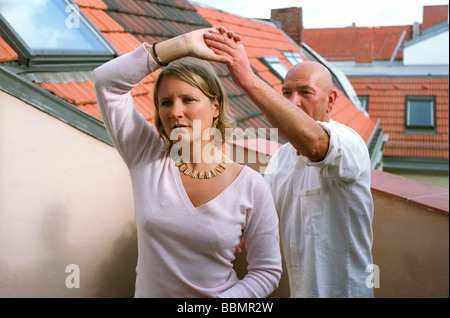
206,26,228,35
205,31,237,47
206,28,241,42
207,45,232,65
204,28,243,65
206,27,223,35
226,30,235,38
233,34,242,42
204,38,222,50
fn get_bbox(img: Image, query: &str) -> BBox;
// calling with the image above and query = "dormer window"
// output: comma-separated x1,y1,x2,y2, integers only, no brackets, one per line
358,95,369,111
282,51,303,66
405,96,436,130
261,56,288,79
0,0,117,68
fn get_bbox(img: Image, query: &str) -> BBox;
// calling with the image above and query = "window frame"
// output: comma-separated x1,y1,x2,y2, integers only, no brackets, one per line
0,0,118,68
405,96,436,131
260,56,289,80
282,51,303,66
358,95,370,112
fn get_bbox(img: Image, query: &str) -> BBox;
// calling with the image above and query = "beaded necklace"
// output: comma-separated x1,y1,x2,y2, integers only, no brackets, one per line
175,154,227,179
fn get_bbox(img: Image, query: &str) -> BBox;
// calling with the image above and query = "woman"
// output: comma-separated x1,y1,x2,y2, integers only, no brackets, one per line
93,28,282,298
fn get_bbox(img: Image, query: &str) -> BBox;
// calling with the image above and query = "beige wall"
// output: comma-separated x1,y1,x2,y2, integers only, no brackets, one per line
0,91,137,297
372,192,449,298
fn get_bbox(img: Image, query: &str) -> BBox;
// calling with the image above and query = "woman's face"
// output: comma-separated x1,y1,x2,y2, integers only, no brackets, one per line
157,75,220,145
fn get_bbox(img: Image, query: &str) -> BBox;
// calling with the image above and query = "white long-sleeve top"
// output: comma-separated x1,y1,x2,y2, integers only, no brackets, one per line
265,120,374,298
93,44,282,298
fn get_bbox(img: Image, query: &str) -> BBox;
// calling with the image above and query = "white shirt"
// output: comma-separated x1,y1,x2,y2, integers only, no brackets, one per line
264,119,374,298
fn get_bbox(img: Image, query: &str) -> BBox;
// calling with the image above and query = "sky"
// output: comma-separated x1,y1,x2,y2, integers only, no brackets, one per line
191,0,449,28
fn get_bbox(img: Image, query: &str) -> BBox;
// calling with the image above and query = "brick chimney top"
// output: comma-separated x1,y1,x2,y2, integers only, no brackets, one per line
271,7,303,45
422,5,449,30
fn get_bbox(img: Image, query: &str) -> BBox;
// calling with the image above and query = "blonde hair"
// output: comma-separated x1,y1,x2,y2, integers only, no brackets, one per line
153,57,235,150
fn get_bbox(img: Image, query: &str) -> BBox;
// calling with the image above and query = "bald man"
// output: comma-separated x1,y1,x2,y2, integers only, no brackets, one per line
205,28,374,298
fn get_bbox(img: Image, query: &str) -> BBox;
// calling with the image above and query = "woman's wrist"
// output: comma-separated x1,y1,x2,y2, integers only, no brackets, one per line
151,42,168,66
150,34,189,65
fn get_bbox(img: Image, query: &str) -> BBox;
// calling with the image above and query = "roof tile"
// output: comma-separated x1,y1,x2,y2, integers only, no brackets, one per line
102,32,141,54
78,103,102,119
304,26,412,61
0,36,18,62
73,0,108,10
81,8,124,32
350,76,449,158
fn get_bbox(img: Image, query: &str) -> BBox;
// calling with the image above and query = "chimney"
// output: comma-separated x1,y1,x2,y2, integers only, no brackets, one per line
422,5,449,31
271,7,303,45
412,22,421,39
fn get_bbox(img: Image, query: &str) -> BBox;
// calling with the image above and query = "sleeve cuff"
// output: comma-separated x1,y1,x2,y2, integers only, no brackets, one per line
142,42,161,71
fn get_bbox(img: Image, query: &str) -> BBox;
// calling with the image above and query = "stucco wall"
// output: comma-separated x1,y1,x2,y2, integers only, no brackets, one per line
372,192,449,298
0,90,137,297
403,30,449,65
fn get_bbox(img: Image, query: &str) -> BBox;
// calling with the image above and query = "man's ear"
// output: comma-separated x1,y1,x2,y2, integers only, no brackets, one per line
326,89,337,114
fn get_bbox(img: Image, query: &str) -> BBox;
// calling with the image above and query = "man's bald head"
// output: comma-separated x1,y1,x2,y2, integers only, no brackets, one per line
286,61,334,93
282,61,337,122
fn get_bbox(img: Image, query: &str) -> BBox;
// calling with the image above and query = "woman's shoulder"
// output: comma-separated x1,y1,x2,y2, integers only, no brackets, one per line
227,162,270,192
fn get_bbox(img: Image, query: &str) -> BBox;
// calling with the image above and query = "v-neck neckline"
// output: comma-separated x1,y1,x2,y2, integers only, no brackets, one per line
170,157,247,213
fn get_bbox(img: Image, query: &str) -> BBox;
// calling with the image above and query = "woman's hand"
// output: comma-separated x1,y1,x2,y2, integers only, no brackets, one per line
153,27,241,65
183,27,238,63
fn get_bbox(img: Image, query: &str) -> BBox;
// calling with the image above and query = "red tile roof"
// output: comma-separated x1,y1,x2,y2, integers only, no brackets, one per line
74,0,107,9
422,5,449,31
302,8,449,163
0,36,18,62
0,0,377,147
303,25,412,62
32,71,158,123
350,77,449,159
82,7,124,33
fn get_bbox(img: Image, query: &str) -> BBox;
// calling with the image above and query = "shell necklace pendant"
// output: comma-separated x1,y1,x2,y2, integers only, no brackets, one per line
175,154,227,179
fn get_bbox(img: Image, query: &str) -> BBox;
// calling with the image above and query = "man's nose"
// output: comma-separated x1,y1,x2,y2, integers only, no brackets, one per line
290,92,302,107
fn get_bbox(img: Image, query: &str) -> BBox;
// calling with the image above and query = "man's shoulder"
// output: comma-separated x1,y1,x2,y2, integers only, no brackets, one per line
325,119,367,145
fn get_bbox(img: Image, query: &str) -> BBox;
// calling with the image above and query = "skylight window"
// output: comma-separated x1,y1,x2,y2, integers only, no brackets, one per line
358,95,369,111
282,51,303,66
261,56,288,80
0,0,116,67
